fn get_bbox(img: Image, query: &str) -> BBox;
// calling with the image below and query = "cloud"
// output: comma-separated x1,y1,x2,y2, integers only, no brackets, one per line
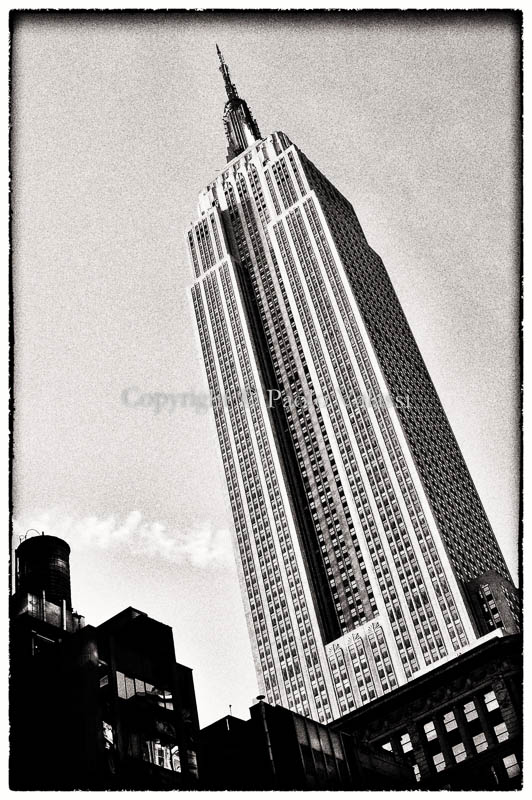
12,509,234,569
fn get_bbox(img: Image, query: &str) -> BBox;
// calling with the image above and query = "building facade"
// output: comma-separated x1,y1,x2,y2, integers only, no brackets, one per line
186,50,520,724
330,632,522,789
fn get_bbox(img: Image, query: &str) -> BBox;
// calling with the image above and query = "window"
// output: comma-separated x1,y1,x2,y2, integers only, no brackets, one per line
452,742,467,763
502,754,520,779
494,722,509,743
464,700,478,722
400,732,413,753
473,732,488,753
443,711,458,732
381,741,392,752
424,720,437,742
115,671,173,709
143,740,181,772
102,721,114,749
413,764,421,783
116,671,127,699
484,691,499,713
433,752,446,772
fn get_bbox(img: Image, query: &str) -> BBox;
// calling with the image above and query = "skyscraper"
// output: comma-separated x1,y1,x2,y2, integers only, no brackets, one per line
186,49,519,724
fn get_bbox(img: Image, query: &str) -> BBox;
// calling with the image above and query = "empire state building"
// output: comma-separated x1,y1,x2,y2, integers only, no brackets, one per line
186,49,520,724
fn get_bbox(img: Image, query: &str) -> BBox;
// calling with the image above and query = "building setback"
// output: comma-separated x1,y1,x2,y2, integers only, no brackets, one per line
186,49,520,725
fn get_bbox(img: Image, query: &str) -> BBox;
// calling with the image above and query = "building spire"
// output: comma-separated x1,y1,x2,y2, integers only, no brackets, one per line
216,45,262,162
216,44,238,102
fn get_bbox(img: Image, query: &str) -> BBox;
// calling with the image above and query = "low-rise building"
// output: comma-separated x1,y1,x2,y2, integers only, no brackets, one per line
10,534,200,790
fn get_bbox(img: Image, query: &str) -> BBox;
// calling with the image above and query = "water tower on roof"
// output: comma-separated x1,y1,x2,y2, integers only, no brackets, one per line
15,532,72,607
11,530,84,634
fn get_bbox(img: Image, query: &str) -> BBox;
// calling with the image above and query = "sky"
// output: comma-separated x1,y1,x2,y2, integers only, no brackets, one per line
11,10,521,727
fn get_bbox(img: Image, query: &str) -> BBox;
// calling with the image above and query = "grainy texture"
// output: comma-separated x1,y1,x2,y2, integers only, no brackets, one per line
11,10,521,727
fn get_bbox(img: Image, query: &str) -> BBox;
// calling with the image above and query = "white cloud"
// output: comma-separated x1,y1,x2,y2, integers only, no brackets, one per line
12,509,234,569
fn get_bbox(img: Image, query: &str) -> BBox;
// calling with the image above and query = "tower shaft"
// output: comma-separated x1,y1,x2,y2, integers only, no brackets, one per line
186,71,519,722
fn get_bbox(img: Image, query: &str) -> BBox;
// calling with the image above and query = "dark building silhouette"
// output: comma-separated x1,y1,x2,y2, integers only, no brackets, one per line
200,697,414,790
10,534,200,790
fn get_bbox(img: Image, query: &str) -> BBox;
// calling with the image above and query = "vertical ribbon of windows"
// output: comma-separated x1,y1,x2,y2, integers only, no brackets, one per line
191,282,278,699
187,230,201,278
245,163,358,650
274,217,420,679
220,260,328,719
209,213,224,262
265,216,374,637
286,206,447,667
205,255,320,716
300,152,509,586
303,196,468,652
222,172,336,721
271,158,297,210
